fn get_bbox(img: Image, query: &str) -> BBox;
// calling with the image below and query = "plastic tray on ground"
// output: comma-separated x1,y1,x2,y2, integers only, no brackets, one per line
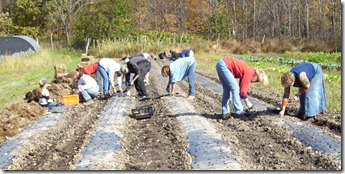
63,94,79,106
131,104,155,119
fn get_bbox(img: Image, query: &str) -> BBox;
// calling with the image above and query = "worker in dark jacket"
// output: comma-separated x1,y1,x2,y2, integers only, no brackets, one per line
180,49,192,58
169,50,179,61
169,48,192,61
128,53,152,84
121,55,151,99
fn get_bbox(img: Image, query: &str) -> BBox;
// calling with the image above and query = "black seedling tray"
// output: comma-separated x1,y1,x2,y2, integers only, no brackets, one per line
131,104,155,119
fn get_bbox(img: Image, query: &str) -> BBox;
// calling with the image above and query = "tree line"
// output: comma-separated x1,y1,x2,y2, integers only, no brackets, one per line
0,0,341,50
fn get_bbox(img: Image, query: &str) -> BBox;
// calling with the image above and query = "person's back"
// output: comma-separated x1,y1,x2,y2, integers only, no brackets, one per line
290,63,315,87
97,58,122,98
123,55,151,98
82,63,98,76
78,74,99,91
77,73,99,102
141,53,152,61
127,53,151,85
162,51,197,98
128,55,147,65
170,56,195,82
169,50,179,61
180,49,194,58
99,58,119,71
222,57,253,79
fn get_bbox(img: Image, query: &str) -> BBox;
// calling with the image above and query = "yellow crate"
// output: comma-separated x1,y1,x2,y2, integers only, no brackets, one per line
63,95,79,106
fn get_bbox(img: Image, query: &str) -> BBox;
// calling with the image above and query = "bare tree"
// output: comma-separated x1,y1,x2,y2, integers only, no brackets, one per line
53,0,92,45
305,0,310,38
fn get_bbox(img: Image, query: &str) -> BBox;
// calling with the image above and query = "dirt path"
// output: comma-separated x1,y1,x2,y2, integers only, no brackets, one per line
121,73,191,170
0,59,341,170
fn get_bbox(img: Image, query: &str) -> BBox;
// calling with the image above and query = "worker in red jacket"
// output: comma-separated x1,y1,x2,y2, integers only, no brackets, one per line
81,63,98,76
216,57,268,120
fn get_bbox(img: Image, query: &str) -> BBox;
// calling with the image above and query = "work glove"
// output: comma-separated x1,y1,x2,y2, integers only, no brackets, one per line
294,95,299,101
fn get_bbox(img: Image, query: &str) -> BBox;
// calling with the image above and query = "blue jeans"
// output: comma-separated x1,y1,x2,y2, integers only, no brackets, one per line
79,88,99,102
97,64,110,95
96,70,103,93
300,63,327,117
46,102,57,111
216,59,243,115
187,61,196,96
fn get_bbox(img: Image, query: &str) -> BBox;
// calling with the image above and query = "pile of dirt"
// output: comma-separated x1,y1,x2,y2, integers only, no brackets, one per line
0,70,77,145
0,102,46,144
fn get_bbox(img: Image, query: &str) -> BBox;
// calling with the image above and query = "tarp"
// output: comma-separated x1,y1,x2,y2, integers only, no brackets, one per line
0,35,40,58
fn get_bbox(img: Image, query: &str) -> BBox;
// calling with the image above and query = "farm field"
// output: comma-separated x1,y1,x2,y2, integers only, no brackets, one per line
0,57,341,171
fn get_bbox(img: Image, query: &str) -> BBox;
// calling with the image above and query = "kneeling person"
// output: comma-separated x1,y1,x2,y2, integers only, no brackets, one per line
77,69,99,104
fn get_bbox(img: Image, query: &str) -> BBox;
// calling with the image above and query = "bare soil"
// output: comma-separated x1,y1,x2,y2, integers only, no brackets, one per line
0,59,341,170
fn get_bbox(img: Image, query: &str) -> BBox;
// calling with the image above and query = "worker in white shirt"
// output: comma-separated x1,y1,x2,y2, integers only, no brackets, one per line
38,78,58,111
97,58,123,99
76,68,99,104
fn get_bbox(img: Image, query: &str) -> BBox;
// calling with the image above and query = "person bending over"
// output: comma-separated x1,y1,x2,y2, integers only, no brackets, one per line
279,62,326,120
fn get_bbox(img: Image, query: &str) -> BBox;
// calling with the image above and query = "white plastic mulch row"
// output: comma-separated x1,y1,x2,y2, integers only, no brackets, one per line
282,119,341,162
152,60,242,170
165,97,242,170
0,113,65,169
74,96,132,170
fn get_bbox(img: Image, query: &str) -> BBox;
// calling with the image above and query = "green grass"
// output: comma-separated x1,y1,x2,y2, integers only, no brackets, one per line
284,51,341,64
0,49,81,110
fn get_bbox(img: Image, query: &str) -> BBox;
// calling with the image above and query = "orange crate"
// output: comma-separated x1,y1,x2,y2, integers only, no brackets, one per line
63,95,79,106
